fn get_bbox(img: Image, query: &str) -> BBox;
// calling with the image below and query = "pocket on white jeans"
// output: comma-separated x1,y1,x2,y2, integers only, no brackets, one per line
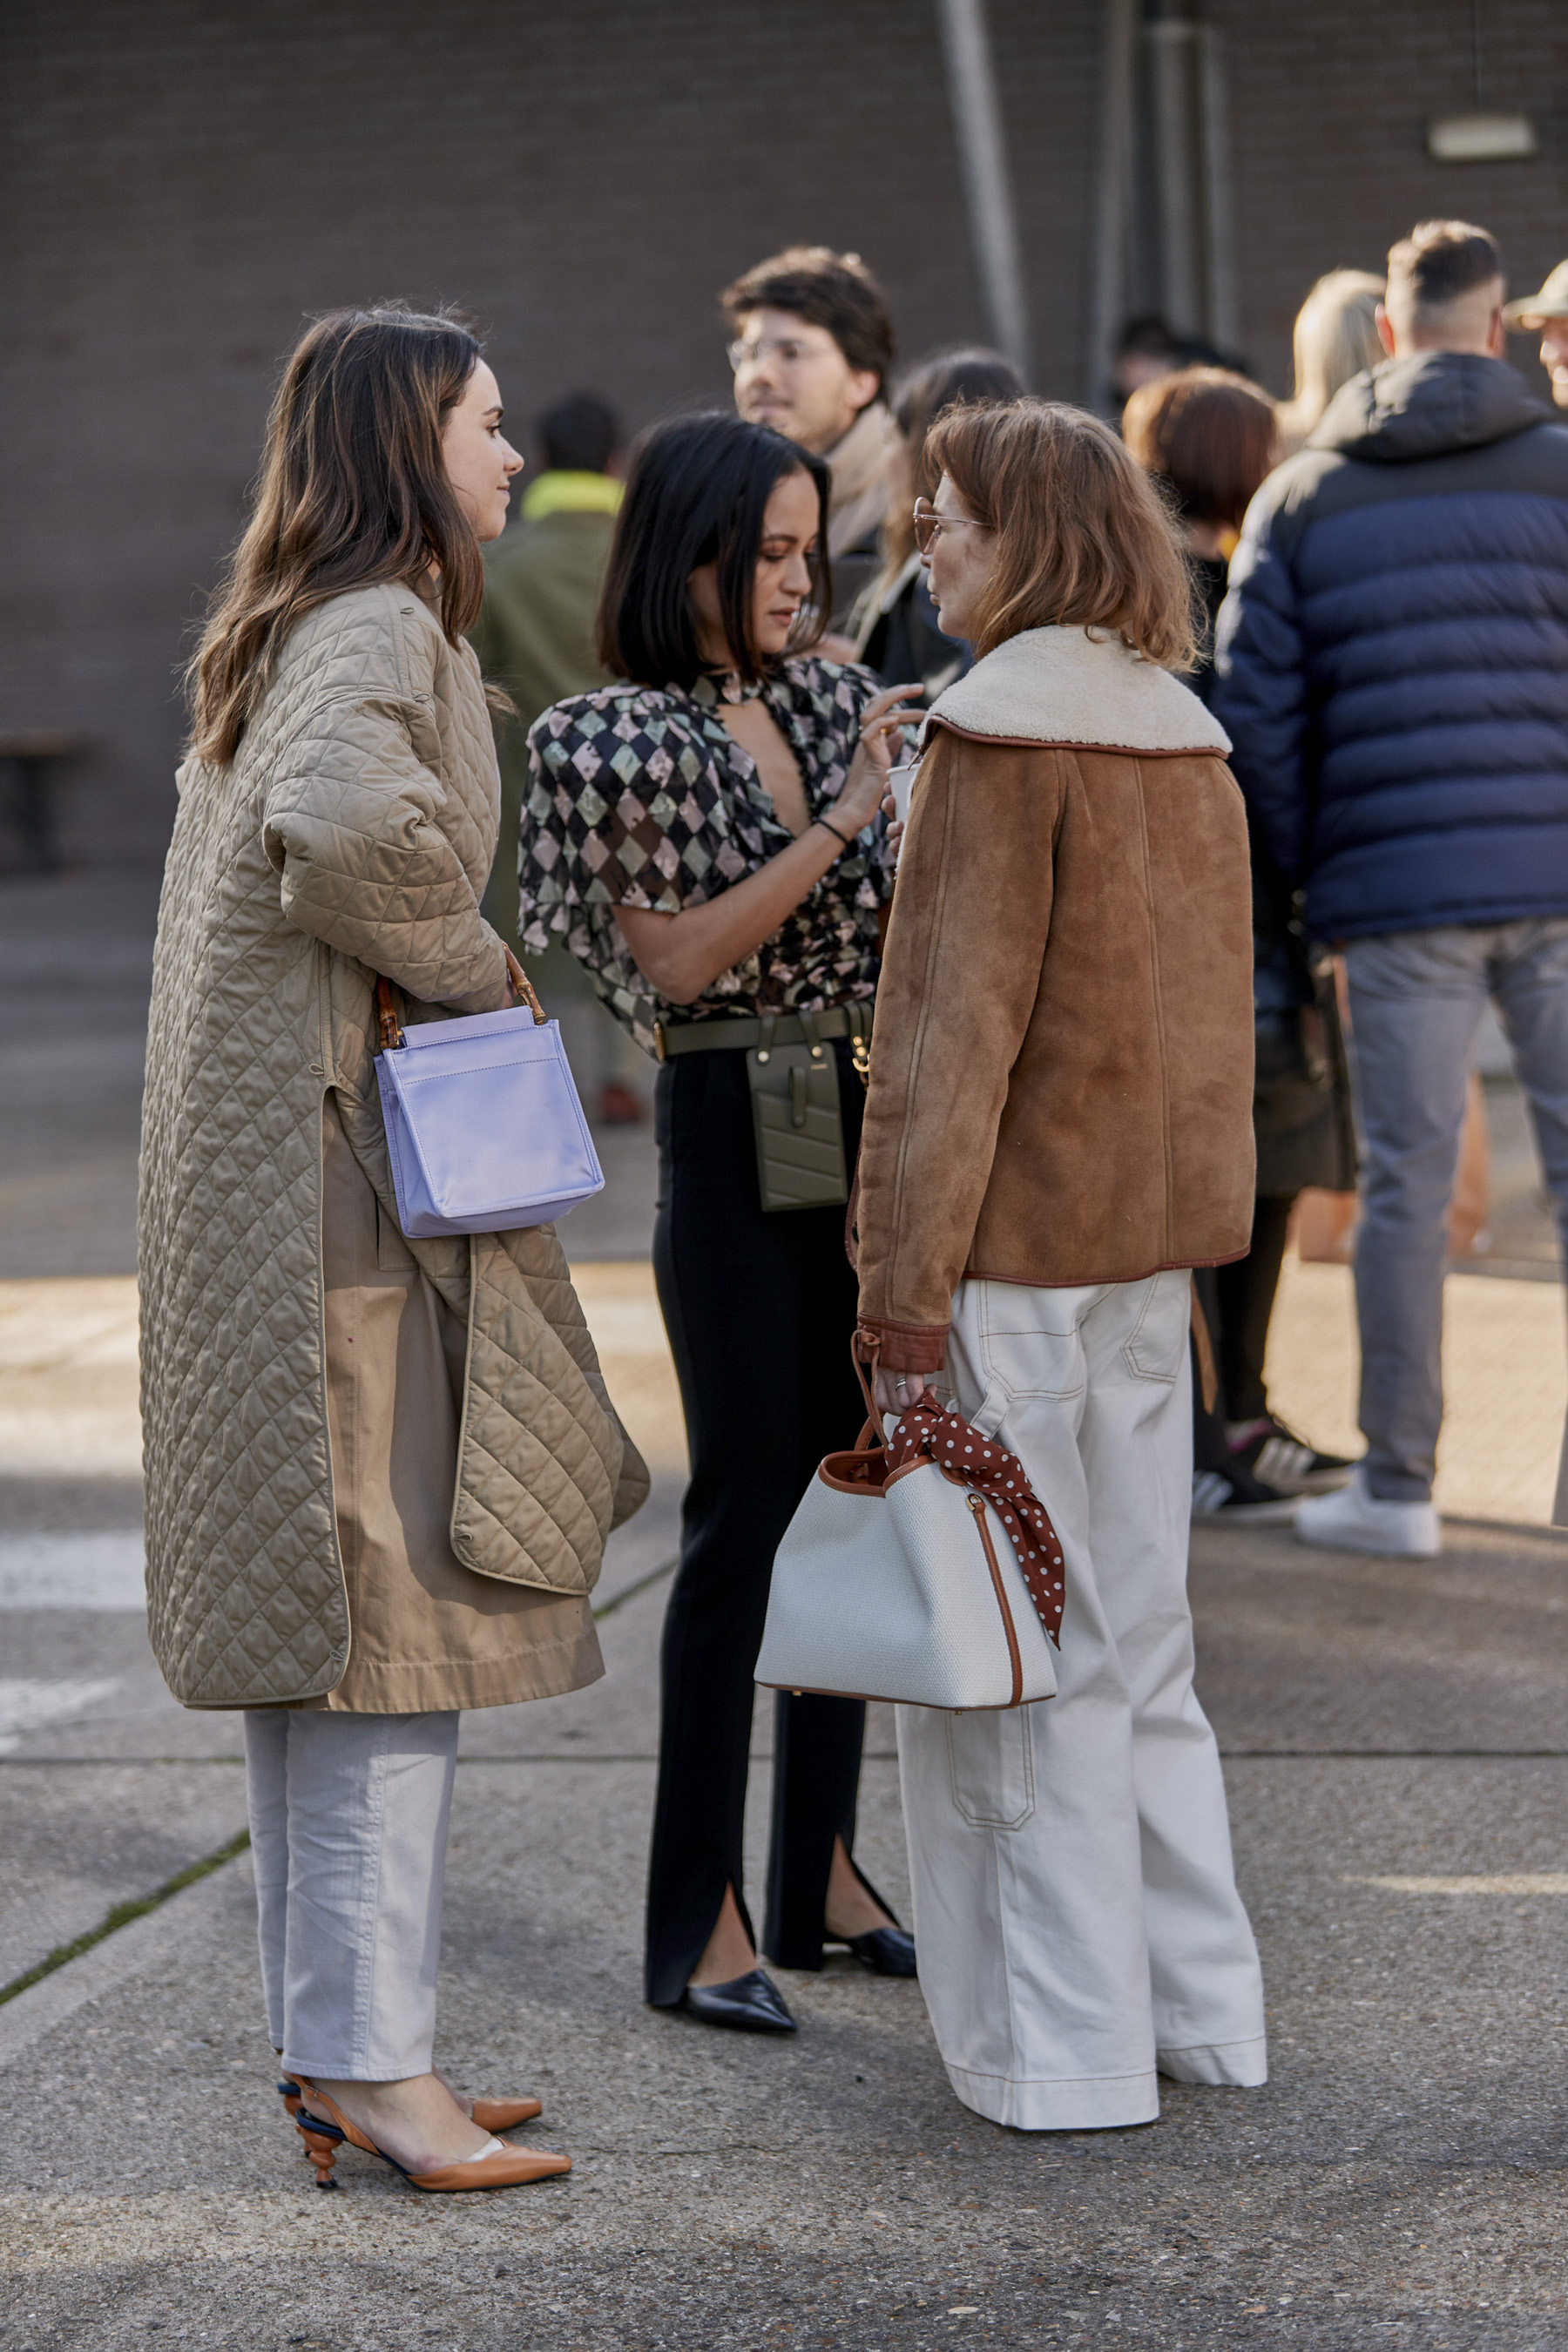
977,1283,1086,1401
1121,1274,1189,1383
946,1707,1037,1830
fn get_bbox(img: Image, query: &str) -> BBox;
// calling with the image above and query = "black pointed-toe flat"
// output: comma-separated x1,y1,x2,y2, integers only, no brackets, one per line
681,1968,798,2033
841,1926,917,1978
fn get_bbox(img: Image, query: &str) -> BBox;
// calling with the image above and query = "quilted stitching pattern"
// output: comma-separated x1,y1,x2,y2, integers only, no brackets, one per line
140,585,645,1710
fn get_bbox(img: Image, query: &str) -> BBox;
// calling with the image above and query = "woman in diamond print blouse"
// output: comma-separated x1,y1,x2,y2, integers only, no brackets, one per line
520,412,923,2031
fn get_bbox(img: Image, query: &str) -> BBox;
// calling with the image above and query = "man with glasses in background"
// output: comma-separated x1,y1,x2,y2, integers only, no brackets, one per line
722,246,898,639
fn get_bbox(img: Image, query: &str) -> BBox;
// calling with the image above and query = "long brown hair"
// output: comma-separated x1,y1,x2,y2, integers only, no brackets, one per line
925,399,1198,671
187,304,485,764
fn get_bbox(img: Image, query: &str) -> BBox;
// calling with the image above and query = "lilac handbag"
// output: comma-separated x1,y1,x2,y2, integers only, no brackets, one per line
373,952,604,1240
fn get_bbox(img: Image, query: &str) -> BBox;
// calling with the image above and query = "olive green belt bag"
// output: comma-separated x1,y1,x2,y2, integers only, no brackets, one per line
655,1003,872,1213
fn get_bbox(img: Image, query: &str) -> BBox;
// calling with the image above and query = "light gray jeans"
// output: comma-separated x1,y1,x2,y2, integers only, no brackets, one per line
243,1707,459,2081
1344,921,1568,1504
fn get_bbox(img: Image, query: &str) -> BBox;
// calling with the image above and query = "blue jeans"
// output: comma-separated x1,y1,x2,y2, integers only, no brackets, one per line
1344,922,1568,1504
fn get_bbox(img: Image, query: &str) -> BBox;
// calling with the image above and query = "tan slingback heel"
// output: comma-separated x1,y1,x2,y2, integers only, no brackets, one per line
294,2085,569,2193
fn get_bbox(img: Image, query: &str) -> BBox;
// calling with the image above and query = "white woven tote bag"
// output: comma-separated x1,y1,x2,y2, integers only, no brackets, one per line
755,1346,1063,1711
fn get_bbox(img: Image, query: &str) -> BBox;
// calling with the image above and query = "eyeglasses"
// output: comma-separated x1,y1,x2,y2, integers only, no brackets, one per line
912,498,990,554
727,336,835,373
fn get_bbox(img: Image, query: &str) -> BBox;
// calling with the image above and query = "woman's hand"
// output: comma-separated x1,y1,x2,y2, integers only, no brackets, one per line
614,681,924,1007
881,776,906,860
829,684,924,837
874,1365,930,1415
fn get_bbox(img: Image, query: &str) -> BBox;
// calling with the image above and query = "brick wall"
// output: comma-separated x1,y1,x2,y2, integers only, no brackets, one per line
1211,0,1568,392
0,0,1562,868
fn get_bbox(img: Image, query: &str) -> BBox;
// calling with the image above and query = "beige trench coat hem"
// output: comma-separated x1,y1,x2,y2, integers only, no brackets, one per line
314,1609,605,1713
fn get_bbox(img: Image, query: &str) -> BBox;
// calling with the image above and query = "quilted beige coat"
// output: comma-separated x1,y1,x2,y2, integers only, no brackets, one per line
139,581,647,1711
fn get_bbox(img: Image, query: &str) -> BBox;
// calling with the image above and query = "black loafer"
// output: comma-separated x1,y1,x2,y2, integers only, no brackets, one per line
841,1926,917,1978
681,1968,797,2033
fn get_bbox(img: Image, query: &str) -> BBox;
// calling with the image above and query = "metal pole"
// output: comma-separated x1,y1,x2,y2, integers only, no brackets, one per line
1085,0,1138,411
1147,16,1203,338
936,0,1032,382
1199,25,1240,355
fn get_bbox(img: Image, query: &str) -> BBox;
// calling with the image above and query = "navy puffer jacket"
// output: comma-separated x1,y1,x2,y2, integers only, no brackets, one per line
1212,352,1568,940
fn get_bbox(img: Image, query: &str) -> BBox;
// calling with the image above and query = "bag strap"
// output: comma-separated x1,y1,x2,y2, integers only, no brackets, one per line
375,946,545,1053
375,977,405,1053
504,943,548,1025
850,1330,887,1451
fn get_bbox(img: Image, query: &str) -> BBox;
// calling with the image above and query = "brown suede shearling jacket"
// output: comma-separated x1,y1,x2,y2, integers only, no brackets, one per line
855,625,1255,1374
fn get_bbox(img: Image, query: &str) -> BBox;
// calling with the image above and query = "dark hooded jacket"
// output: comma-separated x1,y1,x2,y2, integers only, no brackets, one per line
1211,352,1568,940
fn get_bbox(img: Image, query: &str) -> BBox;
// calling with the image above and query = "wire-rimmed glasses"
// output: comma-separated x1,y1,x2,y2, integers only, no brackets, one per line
727,336,832,374
912,498,990,554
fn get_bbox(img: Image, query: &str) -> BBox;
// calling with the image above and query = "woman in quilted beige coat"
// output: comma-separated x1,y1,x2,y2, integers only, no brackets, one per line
140,306,645,2192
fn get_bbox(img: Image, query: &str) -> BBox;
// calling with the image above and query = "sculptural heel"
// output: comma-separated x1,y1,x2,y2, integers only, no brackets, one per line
295,2108,348,2190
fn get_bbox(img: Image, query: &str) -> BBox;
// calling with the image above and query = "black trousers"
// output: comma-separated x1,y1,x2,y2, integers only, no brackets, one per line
1192,1193,1297,1466
645,1040,875,2006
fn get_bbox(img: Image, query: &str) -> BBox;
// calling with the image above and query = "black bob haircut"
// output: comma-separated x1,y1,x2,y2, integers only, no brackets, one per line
596,412,830,692
536,389,622,475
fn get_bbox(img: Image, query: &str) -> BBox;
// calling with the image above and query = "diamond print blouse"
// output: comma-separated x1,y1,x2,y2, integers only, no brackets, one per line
520,658,894,1056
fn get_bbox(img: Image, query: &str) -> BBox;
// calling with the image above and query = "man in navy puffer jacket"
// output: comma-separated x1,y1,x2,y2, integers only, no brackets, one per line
1214,220,1568,1558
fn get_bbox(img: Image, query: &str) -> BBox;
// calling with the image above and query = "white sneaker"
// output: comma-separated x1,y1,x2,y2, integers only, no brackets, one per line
1294,1467,1441,1558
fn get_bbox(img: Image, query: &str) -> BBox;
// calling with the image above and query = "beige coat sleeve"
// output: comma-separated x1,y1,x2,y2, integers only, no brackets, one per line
855,730,1064,1370
261,599,510,1013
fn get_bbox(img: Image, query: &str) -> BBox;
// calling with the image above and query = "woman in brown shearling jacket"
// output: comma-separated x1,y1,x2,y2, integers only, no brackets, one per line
854,402,1267,2132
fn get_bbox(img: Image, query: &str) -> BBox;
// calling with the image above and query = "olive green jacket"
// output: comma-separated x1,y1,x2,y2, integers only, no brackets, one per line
472,492,618,943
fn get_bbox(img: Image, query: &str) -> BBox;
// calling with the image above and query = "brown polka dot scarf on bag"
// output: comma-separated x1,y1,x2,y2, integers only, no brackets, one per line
882,1396,1065,1646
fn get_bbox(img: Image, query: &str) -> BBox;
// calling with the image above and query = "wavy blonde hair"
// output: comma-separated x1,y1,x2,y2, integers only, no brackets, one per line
187,304,486,765
926,399,1198,671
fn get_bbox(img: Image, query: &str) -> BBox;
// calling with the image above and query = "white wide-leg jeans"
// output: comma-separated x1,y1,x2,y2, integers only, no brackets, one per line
243,1707,459,2081
896,1270,1267,2131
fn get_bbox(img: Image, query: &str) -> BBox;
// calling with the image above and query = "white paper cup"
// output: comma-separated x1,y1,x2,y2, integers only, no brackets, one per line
888,762,916,827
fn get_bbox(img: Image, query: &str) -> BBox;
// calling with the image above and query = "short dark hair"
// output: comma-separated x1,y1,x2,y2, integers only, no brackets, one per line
1387,220,1504,321
1121,366,1278,531
893,347,1026,498
1114,314,1182,364
596,413,830,691
536,390,621,474
720,246,895,398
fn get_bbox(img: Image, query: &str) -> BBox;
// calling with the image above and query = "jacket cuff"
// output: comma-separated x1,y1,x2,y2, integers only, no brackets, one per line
855,1315,950,1375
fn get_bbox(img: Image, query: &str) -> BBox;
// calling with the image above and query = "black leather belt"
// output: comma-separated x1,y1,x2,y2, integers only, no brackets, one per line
653,1001,874,1064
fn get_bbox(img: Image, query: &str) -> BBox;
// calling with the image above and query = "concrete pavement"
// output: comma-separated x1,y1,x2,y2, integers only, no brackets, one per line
7,874,1568,2348
10,1520,1568,2348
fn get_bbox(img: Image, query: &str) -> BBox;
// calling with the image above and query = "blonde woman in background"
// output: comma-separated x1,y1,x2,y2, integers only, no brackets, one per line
1276,268,1384,455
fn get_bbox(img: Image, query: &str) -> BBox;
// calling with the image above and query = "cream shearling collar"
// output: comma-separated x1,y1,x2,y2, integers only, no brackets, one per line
924,625,1231,757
